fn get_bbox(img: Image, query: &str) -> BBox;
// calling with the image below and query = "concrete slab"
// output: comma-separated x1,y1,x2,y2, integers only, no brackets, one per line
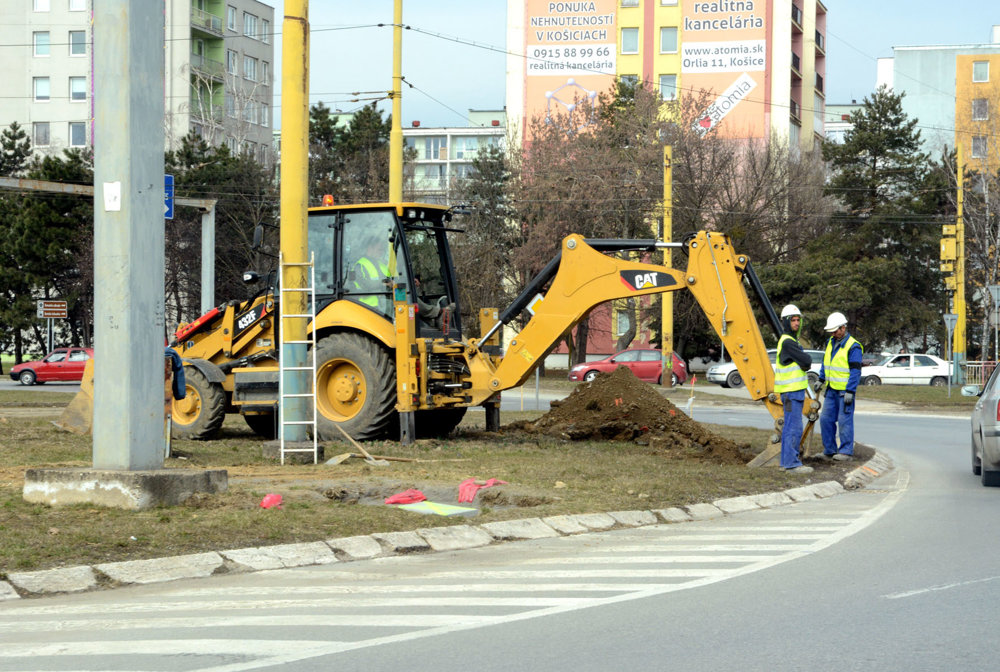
480,518,560,540
371,531,431,554
784,485,820,502
220,548,285,571
569,513,618,531
417,525,493,552
685,502,724,520
713,496,761,514
7,566,97,595
222,542,336,571
542,514,590,535
750,491,794,508
95,552,224,585
23,468,227,510
811,481,846,498
0,581,21,601
652,507,692,523
607,510,658,527
327,535,384,560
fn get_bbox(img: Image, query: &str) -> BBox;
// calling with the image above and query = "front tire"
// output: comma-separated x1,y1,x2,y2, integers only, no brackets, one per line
726,371,743,388
313,332,396,441
863,376,881,386
930,376,946,387
172,367,226,440
583,370,599,382
18,370,36,386
973,434,982,476
982,463,1000,487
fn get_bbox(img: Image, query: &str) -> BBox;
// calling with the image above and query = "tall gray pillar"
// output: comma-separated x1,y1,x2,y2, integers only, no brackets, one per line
91,1,166,470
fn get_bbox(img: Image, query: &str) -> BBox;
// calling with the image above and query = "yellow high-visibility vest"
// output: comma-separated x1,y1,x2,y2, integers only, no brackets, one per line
774,334,808,393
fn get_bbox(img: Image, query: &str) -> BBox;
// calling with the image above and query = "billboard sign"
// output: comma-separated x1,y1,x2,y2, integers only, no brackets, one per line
523,0,617,129
681,0,768,138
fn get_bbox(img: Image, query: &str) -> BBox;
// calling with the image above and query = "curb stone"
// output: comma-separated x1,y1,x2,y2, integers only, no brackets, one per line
2,451,894,599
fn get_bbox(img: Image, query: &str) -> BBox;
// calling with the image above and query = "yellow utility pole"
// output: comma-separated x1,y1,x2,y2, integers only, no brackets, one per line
661,146,674,388
955,144,967,380
388,0,403,202
279,0,310,439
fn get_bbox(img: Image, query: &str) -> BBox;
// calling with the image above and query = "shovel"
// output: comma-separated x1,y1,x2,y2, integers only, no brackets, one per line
332,424,389,466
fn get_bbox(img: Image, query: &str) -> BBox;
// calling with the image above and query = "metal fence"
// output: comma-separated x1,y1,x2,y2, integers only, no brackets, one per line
965,361,997,386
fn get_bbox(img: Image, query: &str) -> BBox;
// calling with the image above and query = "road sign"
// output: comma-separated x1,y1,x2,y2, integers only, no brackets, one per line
164,174,174,219
36,300,67,319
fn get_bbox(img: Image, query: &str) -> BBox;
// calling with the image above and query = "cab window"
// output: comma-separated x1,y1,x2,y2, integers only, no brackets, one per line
45,351,66,363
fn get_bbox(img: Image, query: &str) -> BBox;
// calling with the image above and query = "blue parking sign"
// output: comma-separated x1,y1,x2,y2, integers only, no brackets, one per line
164,174,174,219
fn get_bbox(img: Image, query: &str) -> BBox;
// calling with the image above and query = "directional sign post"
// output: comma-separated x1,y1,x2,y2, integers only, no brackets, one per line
944,312,958,397
36,300,67,354
164,174,174,220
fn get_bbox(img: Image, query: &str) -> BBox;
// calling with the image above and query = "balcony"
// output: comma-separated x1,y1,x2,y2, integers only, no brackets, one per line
191,53,225,80
815,30,825,53
790,99,800,120
791,4,803,28
189,99,224,123
191,8,223,37
815,73,824,94
791,51,801,75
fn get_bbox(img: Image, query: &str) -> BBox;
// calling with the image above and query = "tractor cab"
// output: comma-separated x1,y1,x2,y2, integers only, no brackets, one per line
307,203,462,337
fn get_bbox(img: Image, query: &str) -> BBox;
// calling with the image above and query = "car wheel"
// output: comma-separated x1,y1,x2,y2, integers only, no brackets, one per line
863,376,881,386
973,433,982,476
671,372,679,386
18,370,36,386
726,371,743,388
930,376,946,387
583,370,599,382
982,463,1000,487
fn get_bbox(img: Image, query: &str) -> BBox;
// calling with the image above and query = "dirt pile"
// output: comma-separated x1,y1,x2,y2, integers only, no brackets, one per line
518,367,753,464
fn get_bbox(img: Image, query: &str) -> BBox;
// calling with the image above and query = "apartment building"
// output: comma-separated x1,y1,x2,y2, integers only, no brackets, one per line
506,0,827,152
404,110,507,204
0,0,273,162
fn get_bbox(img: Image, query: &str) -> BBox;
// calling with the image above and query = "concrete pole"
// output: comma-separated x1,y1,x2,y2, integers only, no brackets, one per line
389,0,403,202
200,208,215,313
280,0,310,440
660,146,674,389
91,1,165,470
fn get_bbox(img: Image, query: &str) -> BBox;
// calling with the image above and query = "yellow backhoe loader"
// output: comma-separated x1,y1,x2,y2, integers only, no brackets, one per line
61,202,818,465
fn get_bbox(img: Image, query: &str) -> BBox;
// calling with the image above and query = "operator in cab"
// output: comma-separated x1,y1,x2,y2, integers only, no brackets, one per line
774,304,814,474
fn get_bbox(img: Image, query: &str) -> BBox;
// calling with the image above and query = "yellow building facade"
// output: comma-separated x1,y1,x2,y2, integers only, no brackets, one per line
506,0,827,151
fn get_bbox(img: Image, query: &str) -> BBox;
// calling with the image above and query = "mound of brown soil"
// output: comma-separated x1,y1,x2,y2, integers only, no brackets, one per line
519,367,752,464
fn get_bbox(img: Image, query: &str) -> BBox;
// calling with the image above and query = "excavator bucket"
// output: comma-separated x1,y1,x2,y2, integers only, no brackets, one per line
54,358,94,434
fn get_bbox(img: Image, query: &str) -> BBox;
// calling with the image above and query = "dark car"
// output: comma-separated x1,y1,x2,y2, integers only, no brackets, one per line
10,347,93,385
568,348,688,385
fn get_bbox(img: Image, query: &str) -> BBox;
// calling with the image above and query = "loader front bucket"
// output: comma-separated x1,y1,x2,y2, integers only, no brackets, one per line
54,358,94,434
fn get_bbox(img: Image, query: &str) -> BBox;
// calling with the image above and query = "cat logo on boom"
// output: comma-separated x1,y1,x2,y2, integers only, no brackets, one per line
619,270,676,292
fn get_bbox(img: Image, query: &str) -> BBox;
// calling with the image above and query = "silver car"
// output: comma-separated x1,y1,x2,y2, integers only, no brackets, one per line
963,366,1000,487
706,348,824,389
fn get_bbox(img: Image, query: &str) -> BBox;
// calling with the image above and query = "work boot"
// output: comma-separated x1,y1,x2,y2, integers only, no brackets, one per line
832,454,852,462
786,465,814,474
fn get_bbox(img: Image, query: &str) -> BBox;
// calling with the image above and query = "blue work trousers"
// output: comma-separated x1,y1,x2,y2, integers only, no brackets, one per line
780,390,805,469
821,389,854,456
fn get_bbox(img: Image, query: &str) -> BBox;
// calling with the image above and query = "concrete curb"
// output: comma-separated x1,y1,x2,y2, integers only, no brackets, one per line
0,451,893,601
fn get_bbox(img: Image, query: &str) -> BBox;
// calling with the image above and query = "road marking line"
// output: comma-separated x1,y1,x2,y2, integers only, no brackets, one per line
883,575,1000,600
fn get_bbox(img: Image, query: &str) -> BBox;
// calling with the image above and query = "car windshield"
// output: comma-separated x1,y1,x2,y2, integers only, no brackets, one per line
875,355,893,366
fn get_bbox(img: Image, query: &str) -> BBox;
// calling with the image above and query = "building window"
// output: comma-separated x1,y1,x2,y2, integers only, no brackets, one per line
69,122,86,147
243,12,258,39
244,55,258,82
262,61,270,85
33,122,49,146
659,27,678,53
69,77,86,102
33,0,49,11
225,94,235,118
661,0,678,4
33,77,50,102
226,49,238,74
69,0,85,9
227,6,236,30
621,28,639,54
619,74,639,88
621,0,638,6
972,136,988,158
261,103,269,126
33,32,50,56
423,136,447,160
262,19,270,43
973,61,989,82
455,136,480,159
69,30,86,56
659,74,677,101
973,98,989,121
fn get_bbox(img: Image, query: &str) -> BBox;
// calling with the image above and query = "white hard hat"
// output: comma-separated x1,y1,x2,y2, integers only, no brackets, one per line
780,304,801,318
824,311,848,332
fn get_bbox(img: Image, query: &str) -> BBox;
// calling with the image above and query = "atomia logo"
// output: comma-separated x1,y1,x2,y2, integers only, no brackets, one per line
619,271,676,291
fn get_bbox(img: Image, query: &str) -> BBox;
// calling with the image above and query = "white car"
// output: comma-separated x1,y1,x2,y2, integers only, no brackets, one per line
706,349,824,389
861,353,952,386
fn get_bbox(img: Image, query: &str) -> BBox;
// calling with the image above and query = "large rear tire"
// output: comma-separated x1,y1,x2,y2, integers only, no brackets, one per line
313,333,397,441
172,367,226,440
244,413,278,440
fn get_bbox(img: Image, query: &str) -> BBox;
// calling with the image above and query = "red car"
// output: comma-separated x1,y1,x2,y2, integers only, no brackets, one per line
568,348,688,385
10,347,94,385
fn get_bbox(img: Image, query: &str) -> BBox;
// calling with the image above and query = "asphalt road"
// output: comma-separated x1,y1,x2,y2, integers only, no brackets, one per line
0,409,987,672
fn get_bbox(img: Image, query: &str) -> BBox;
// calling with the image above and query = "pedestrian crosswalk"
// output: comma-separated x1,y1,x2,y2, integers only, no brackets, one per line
0,493,899,672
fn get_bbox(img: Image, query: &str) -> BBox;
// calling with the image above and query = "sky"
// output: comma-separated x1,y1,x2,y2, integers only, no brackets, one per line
267,0,998,128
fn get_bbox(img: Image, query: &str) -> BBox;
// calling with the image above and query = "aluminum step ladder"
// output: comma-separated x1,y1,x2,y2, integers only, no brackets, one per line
278,251,319,465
